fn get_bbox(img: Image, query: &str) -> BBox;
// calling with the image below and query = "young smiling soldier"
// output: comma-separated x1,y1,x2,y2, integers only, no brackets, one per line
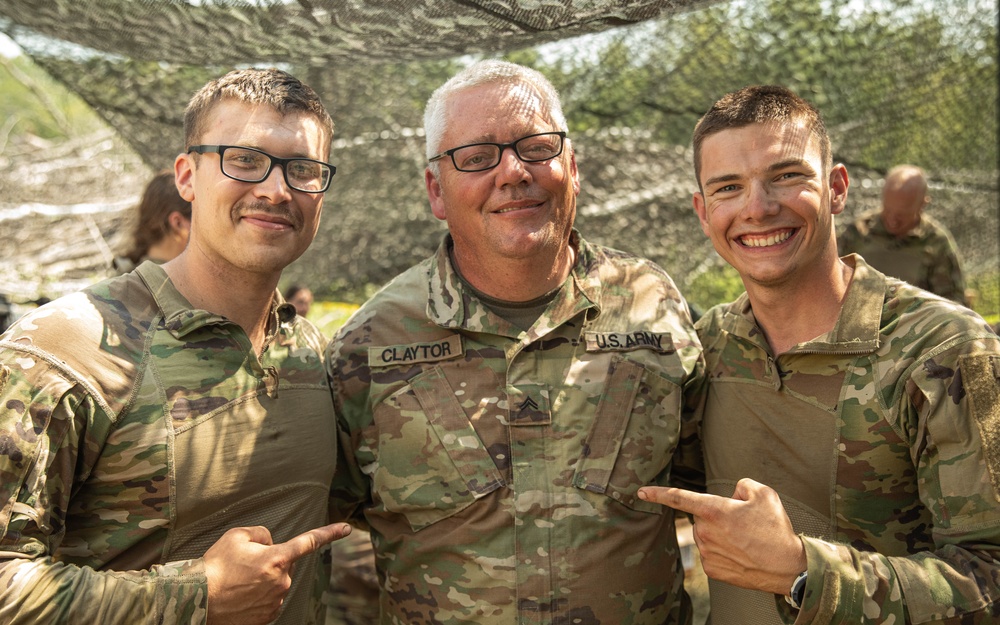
638,85,1000,624
327,60,705,624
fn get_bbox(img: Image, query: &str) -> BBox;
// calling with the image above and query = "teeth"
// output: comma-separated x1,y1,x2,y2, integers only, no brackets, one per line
495,204,539,214
741,230,791,248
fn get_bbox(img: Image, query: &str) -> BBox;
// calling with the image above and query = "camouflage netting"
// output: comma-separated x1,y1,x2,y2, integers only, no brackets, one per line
0,0,996,315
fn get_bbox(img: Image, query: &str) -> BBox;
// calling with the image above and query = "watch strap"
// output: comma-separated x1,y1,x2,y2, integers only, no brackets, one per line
784,570,808,609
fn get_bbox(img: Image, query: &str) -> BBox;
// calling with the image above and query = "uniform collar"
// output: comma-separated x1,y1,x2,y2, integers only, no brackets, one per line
426,230,601,332
721,254,885,355
134,260,287,341
866,210,931,240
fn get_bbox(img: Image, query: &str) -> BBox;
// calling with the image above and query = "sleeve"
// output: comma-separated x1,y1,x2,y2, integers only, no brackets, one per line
326,340,374,528
926,232,968,306
778,335,1000,625
0,357,209,625
671,346,706,494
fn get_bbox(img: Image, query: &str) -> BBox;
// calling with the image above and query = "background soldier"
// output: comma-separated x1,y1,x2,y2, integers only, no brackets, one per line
838,164,969,305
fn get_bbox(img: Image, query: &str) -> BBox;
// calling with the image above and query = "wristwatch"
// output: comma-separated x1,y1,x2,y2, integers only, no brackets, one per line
785,571,808,609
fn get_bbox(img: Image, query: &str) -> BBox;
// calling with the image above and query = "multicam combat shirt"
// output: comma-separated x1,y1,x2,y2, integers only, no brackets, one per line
328,233,705,625
0,262,336,624
699,255,1000,624
838,210,967,305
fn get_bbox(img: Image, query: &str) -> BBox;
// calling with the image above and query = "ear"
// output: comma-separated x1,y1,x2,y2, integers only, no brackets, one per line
175,153,196,203
828,164,849,215
169,211,191,236
426,167,447,221
692,192,711,237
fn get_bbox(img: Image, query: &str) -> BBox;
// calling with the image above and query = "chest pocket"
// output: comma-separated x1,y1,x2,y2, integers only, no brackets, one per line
572,356,683,514
369,365,504,531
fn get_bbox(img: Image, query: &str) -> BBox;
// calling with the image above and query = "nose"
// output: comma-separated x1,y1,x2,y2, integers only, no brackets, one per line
254,164,294,204
743,180,780,220
493,146,531,188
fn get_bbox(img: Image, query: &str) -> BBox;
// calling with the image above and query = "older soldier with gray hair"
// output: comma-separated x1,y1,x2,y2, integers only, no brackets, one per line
639,85,1000,624
327,59,705,624
0,68,350,624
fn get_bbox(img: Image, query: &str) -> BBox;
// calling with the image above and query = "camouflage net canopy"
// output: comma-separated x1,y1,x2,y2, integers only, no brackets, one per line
0,0,997,315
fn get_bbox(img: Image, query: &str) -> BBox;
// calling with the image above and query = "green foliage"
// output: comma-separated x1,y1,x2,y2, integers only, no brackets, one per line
685,263,746,314
969,272,999,324
530,0,997,173
0,54,104,141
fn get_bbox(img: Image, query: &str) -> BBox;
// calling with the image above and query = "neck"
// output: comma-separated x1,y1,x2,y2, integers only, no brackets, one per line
146,238,184,264
744,257,854,356
163,251,279,355
451,243,576,303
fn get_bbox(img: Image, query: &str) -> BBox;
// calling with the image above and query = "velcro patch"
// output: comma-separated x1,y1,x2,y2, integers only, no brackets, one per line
962,354,1000,502
585,331,674,354
369,335,463,367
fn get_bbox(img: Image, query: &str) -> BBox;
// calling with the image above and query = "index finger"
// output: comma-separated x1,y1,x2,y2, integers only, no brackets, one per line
278,522,353,562
637,486,729,518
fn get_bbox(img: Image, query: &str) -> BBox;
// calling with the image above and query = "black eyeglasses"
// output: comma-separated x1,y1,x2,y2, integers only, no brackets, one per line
187,145,335,193
428,131,567,173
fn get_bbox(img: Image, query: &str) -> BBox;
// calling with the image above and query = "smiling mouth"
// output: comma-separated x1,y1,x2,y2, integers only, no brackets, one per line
739,229,794,248
494,200,543,215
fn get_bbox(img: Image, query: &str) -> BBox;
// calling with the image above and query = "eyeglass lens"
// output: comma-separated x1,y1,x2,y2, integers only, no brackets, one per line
451,133,563,172
221,146,330,192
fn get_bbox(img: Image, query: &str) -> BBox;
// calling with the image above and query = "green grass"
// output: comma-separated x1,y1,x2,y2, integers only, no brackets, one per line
968,272,999,325
308,300,359,338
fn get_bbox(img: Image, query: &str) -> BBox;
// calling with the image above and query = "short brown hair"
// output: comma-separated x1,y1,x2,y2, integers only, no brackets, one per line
183,68,334,157
692,85,831,187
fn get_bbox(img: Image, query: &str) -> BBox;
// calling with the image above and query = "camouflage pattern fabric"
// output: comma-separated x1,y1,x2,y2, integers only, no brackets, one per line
327,232,705,625
0,261,337,624
838,210,968,305
325,526,380,625
697,254,1000,624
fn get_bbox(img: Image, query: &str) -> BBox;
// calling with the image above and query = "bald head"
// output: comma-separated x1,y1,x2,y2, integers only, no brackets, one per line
880,165,929,237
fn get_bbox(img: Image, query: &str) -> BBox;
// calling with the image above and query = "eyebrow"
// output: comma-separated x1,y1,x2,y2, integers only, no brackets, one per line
703,173,740,188
769,158,812,173
703,158,813,188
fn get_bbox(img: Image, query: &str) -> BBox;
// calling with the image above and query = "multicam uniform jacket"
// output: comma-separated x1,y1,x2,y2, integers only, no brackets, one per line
698,255,1000,624
327,232,705,625
0,262,336,624
838,210,967,305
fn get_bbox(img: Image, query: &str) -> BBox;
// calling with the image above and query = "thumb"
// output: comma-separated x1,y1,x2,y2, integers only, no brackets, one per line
277,522,352,563
732,477,771,501
239,525,275,546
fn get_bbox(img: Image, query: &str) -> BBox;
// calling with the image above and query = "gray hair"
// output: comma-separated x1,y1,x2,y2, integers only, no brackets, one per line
423,60,567,175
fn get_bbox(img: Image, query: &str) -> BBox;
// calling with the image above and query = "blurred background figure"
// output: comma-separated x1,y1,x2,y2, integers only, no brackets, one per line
838,164,969,305
0,294,11,334
113,170,192,272
284,284,314,318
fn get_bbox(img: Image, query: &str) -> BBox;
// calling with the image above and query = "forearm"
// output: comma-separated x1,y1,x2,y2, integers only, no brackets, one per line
0,556,208,625
778,535,1000,624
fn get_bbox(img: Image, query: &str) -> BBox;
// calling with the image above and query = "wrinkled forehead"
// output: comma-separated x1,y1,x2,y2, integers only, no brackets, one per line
493,81,550,117
448,81,555,132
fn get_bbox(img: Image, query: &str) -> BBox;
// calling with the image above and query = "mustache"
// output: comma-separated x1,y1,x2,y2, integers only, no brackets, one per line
231,201,301,228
